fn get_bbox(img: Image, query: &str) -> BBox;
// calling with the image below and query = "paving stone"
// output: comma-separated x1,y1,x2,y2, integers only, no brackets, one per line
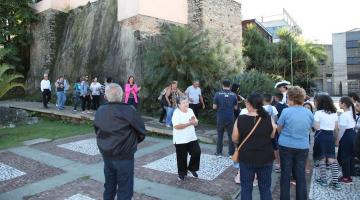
23,138,52,146
143,153,233,181
0,151,64,193
58,138,100,156
64,193,95,200
0,162,26,181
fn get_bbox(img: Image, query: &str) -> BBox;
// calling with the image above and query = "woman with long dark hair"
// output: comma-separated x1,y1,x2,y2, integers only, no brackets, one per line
337,96,356,184
124,76,141,108
313,94,341,190
232,93,276,200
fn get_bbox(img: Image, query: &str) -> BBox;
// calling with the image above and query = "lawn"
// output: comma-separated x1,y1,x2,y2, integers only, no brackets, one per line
0,119,94,149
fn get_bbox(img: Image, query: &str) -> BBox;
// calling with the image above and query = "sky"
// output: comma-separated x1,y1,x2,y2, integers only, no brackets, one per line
236,0,360,44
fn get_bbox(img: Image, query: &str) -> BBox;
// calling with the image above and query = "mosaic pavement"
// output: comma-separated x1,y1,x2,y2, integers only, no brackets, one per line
0,163,26,182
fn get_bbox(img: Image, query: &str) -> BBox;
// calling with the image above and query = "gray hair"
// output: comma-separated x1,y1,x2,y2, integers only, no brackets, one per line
105,83,123,102
177,95,189,105
193,80,199,84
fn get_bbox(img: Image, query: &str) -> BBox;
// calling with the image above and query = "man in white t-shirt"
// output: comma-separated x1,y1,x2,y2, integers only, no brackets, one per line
185,80,205,117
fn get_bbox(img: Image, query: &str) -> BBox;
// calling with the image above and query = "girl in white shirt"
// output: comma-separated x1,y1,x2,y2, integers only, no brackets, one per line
313,94,340,190
337,96,356,185
172,96,201,181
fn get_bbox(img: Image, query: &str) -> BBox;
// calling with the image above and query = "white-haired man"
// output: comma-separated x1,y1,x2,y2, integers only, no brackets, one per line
94,83,146,200
40,73,51,108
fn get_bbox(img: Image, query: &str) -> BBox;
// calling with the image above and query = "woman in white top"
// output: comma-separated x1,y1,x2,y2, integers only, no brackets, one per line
90,77,102,110
337,96,356,185
313,94,341,190
172,95,201,181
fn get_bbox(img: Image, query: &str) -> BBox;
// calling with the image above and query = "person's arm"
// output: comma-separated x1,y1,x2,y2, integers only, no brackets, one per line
124,84,132,93
129,108,146,143
40,80,44,92
174,121,194,130
200,95,205,109
276,109,286,133
271,118,277,138
54,80,59,88
165,88,171,106
213,93,218,110
232,119,240,143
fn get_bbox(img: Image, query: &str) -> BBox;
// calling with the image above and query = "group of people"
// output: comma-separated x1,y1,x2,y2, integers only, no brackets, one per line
40,74,141,113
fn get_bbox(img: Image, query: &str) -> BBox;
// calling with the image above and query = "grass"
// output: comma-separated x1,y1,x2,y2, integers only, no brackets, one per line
0,119,93,149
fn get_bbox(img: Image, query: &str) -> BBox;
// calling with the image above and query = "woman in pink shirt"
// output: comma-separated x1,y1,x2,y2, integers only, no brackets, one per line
124,76,141,108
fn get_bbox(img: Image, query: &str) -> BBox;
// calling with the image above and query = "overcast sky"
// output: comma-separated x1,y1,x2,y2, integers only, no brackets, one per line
237,0,360,44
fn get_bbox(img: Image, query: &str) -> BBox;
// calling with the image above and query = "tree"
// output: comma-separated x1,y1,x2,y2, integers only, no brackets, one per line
0,0,37,75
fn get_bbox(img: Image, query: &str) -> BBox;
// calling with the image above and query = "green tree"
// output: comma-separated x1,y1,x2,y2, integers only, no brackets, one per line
0,49,24,98
0,0,37,74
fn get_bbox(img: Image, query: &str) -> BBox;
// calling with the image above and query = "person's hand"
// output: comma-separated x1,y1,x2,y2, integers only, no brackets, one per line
138,86,141,91
335,139,339,146
202,104,205,109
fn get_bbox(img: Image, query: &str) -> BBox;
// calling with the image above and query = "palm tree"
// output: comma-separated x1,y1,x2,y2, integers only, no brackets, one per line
0,63,24,99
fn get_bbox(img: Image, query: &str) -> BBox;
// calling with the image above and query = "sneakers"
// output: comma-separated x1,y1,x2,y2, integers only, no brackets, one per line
234,172,240,184
315,178,328,187
188,171,198,178
253,179,258,187
329,182,341,191
166,124,171,128
338,176,353,185
214,152,223,157
177,174,185,181
274,164,281,173
290,179,296,186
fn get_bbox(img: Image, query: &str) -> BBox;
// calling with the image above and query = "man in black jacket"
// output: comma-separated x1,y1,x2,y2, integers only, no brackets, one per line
94,83,146,200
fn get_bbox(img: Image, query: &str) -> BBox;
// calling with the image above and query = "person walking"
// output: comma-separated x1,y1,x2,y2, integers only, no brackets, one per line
80,75,92,114
337,96,356,184
172,95,201,181
185,80,205,118
277,86,313,200
55,75,66,110
40,73,51,109
313,94,341,190
72,77,82,112
124,76,141,109
165,81,183,127
213,80,238,157
90,77,102,110
232,93,276,200
94,83,146,200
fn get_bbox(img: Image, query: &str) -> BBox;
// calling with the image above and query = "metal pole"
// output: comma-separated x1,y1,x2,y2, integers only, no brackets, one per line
290,41,293,84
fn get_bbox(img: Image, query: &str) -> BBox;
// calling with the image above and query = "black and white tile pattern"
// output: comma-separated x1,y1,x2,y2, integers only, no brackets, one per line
64,193,95,200
0,162,26,181
57,139,100,156
143,153,233,181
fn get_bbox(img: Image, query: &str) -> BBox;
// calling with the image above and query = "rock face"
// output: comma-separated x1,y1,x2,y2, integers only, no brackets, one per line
0,107,39,128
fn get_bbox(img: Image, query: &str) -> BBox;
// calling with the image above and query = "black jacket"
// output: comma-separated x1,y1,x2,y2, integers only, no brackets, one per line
94,102,146,160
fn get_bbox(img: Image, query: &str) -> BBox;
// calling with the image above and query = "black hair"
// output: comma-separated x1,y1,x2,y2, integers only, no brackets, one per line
127,75,135,84
274,93,283,100
303,102,314,113
247,93,267,118
349,92,360,102
76,77,81,82
314,94,336,114
222,80,231,88
340,96,356,120
231,83,240,94
262,93,272,103
106,77,113,83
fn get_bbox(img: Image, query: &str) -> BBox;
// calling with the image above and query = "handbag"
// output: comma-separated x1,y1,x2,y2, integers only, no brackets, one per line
232,117,262,162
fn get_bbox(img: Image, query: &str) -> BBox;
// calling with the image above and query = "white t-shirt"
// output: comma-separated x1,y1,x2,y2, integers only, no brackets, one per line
314,110,338,131
185,86,202,104
263,105,278,118
240,108,248,115
339,111,356,129
40,80,51,92
281,92,287,104
172,108,198,144
90,82,102,96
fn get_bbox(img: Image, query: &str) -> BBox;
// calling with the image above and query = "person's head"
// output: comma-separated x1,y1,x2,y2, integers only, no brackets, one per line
43,74,48,80
287,86,306,106
314,94,336,114
277,84,288,93
176,95,189,112
222,80,231,89
171,81,178,90
106,77,113,84
84,75,89,81
128,76,135,84
245,93,267,118
355,102,360,113
274,93,283,102
192,80,199,88
231,83,240,94
93,77,98,82
58,75,64,81
339,96,356,120
303,102,314,113
262,93,272,105
348,92,360,103
105,83,123,103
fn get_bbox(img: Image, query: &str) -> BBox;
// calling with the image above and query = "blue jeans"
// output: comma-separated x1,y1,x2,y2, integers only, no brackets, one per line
165,106,175,126
56,91,66,109
103,158,134,200
279,146,308,200
216,118,235,155
240,162,272,200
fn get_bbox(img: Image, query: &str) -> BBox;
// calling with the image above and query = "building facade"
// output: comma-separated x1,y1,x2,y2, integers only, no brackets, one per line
242,19,272,43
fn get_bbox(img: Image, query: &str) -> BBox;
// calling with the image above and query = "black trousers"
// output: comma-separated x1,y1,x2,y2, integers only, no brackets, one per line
159,105,166,122
42,89,51,107
92,95,100,110
174,140,201,176
81,95,91,111
189,103,200,118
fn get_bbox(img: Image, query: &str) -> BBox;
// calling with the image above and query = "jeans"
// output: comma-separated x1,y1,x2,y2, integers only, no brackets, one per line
174,140,201,176
240,162,273,200
73,94,81,110
216,118,235,155
103,158,134,200
165,106,175,126
56,91,66,109
279,146,308,200
127,97,138,109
